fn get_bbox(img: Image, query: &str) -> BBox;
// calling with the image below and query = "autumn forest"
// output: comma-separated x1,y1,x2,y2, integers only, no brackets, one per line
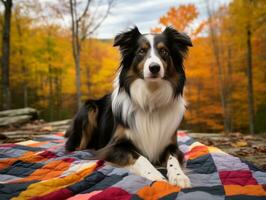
0,0,265,134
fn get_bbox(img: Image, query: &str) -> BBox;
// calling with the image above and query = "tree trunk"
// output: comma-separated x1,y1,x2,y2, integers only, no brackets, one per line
1,0,12,110
74,50,82,108
70,0,82,109
246,26,255,134
206,1,229,133
15,10,28,108
227,47,233,132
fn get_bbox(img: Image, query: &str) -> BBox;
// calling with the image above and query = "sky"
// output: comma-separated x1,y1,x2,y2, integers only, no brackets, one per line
92,0,231,39
12,0,231,39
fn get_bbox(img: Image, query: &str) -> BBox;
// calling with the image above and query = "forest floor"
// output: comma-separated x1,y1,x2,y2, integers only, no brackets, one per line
189,132,266,171
0,120,265,171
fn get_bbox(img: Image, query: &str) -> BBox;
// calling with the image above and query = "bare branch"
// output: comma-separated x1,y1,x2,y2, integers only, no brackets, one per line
87,0,114,36
1,0,7,6
77,0,92,23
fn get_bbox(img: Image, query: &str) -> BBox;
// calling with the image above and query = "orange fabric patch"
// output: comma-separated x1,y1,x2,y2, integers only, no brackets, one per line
27,141,49,147
0,151,47,170
186,145,209,160
19,151,48,163
137,181,180,200
15,160,71,182
12,163,97,200
0,158,17,170
224,185,266,196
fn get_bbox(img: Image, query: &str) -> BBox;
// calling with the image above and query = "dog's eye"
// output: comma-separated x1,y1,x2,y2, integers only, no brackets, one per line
138,48,146,55
160,48,168,56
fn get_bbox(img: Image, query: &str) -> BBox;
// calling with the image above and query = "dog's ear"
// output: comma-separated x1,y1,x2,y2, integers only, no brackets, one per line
163,26,192,55
113,26,141,54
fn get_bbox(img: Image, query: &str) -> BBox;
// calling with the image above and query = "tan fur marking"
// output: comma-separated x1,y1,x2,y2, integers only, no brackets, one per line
146,81,160,91
165,59,179,87
141,42,149,50
157,42,167,50
136,59,146,72
80,107,98,150
113,125,127,139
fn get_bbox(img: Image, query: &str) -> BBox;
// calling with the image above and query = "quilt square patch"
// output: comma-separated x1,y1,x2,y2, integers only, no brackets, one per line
219,170,258,186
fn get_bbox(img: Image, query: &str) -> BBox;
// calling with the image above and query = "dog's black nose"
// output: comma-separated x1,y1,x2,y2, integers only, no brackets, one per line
149,63,160,74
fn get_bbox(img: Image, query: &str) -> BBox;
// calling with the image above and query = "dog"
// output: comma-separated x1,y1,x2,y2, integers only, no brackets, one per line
65,26,192,188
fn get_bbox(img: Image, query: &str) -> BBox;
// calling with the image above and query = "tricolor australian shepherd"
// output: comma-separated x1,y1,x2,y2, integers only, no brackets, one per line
65,26,192,188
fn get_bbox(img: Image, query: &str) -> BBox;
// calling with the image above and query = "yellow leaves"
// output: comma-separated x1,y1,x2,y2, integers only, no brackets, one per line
231,140,248,148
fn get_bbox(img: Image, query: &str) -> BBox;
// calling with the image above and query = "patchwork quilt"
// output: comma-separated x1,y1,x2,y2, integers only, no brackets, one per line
0,132,265,200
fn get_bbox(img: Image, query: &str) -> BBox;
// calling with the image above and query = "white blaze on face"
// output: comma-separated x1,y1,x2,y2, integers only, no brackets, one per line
143,34,164,79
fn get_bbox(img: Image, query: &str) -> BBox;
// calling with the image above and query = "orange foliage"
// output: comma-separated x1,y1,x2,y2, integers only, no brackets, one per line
152,1,266,133
159,5,198,32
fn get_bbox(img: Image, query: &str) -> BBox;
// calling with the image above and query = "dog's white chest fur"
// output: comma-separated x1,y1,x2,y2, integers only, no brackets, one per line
126,98,185,162
112,78,186,163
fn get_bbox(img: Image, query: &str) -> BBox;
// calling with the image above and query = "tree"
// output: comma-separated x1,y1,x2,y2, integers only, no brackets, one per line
68,0,114,108
205,1,230,133
13,2,30,108
151,4,205,37
1,0,12,109
228,0,266,134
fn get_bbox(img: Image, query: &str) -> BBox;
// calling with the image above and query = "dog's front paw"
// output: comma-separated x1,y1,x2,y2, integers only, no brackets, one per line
167,171,191,188
131,156,166,182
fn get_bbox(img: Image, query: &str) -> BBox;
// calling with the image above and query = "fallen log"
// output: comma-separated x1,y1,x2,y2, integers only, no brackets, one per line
0,108,38,118
0,115,32,127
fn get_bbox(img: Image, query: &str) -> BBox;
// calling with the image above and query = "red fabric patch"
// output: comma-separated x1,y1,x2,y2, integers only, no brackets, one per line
90,187,131,200
30,188,73,200
0,144,16,148
219,170,258,186
96,160,105,169
39,151,57,159
55,132,65,136
177,131,187,137
62,157,75,163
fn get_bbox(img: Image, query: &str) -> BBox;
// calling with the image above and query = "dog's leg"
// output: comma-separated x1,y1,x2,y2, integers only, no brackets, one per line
97,127,166,182
159,137,191,188
127,156,166,182
65,100,98,151
167,155,191,188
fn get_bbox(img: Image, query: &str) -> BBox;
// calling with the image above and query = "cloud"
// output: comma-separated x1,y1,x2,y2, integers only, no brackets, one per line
67,0,232,39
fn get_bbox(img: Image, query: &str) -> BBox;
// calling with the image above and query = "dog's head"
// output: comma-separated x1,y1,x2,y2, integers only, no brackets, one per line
113,26,192,110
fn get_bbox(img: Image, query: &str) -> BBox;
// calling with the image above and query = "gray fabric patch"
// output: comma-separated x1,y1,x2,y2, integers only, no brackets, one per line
211,153,249,171
98,165,115,175
188,173,221,187
252,171,266,184
108,167,131,176
176,190,224,200
0,148,27,158
0,174,21,183
113,175,152,194
179,144,190,154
